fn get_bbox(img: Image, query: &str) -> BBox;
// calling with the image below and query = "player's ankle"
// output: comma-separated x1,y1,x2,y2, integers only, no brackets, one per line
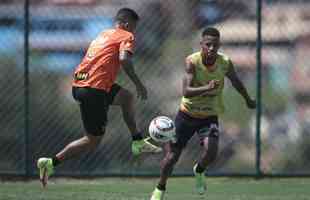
52,157,61,167
132,132,143,141
195,163,205,173
156,183,166,191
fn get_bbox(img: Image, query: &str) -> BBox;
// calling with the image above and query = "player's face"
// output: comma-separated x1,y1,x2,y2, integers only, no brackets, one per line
200,35,220,59
127,20,137,32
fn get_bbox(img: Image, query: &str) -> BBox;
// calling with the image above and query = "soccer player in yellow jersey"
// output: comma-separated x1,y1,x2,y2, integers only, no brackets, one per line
150,27,256,200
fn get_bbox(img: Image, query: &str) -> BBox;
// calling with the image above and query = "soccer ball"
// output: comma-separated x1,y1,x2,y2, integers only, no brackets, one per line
149,116,176,143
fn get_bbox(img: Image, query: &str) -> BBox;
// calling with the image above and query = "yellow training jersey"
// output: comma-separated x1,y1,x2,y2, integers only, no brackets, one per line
180,51,231,118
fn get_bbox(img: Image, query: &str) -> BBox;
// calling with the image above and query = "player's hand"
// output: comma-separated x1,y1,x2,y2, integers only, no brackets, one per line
206,80,220,91
246,98,256,109
136,84,147,100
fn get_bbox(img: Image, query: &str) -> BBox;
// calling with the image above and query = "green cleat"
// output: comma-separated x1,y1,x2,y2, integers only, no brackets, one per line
131,137,162,156
37,157,54,188
150,188,165,200
193,163,206,195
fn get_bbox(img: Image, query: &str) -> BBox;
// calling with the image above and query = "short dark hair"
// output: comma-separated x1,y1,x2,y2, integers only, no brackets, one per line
202,27,220,38
116,8,140,23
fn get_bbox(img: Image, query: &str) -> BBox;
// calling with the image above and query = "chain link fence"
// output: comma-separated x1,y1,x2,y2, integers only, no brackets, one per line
260,1,310,175
0,3,25,175
0,0,310,177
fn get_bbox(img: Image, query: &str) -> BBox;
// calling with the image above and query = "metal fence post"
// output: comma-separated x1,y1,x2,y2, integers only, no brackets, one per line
24,0,30,177
256,0,262,177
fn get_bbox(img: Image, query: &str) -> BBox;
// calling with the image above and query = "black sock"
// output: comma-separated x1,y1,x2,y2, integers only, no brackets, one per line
52,157,61,167
195,163,205,173
132,132,143,141
157,183,166,191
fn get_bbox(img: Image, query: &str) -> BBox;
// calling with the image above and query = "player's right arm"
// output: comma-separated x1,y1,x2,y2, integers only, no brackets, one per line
182,58,219,98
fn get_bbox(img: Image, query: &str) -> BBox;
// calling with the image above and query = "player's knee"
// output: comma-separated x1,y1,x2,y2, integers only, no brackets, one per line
166,151,181,165
85,125,106,138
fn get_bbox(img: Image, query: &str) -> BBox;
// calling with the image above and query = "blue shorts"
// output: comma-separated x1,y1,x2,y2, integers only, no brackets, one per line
173,111,219,148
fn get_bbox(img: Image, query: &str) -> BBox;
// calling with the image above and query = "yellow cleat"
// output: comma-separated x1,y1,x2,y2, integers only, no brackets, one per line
132,137,162,156
193,163,206,195
150,188,165,200
37,157,54,188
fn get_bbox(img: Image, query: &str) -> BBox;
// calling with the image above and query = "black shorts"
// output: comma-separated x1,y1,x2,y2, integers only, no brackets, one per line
173,111,219,148
72,84,121,136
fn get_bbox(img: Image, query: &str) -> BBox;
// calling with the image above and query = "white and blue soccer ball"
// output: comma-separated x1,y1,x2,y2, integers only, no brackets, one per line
149,116,176,143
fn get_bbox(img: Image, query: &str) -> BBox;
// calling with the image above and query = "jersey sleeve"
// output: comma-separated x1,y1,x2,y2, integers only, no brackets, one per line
221,54,232,74
120,34,135,54
186,54,198,66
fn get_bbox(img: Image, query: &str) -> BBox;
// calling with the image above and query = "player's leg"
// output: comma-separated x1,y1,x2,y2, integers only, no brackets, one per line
37,87,107,187
111,84,140,136
110,84,162,155
196,136,219,171
159,144,183,187
54,134,103,163
150,111,195,200
37,133,103,187
193,117,219,194
193,136,218,194
54,87,107,163
150,143,183,200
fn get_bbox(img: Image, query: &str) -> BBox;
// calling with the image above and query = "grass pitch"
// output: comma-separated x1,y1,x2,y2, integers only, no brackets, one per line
1,177,310,200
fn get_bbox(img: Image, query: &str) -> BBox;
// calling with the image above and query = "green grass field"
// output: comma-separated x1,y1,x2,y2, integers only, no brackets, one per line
1,177,310,200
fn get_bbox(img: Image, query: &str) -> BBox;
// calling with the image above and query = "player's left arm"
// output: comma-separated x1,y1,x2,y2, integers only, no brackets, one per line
119,35,147,100
120,50,147,100
226,61,256,109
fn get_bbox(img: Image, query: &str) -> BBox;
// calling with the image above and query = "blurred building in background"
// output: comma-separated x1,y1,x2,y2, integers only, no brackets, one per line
0,0,310,176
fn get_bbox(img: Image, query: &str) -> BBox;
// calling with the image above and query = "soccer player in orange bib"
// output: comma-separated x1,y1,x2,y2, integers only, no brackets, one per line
37,8,162,187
